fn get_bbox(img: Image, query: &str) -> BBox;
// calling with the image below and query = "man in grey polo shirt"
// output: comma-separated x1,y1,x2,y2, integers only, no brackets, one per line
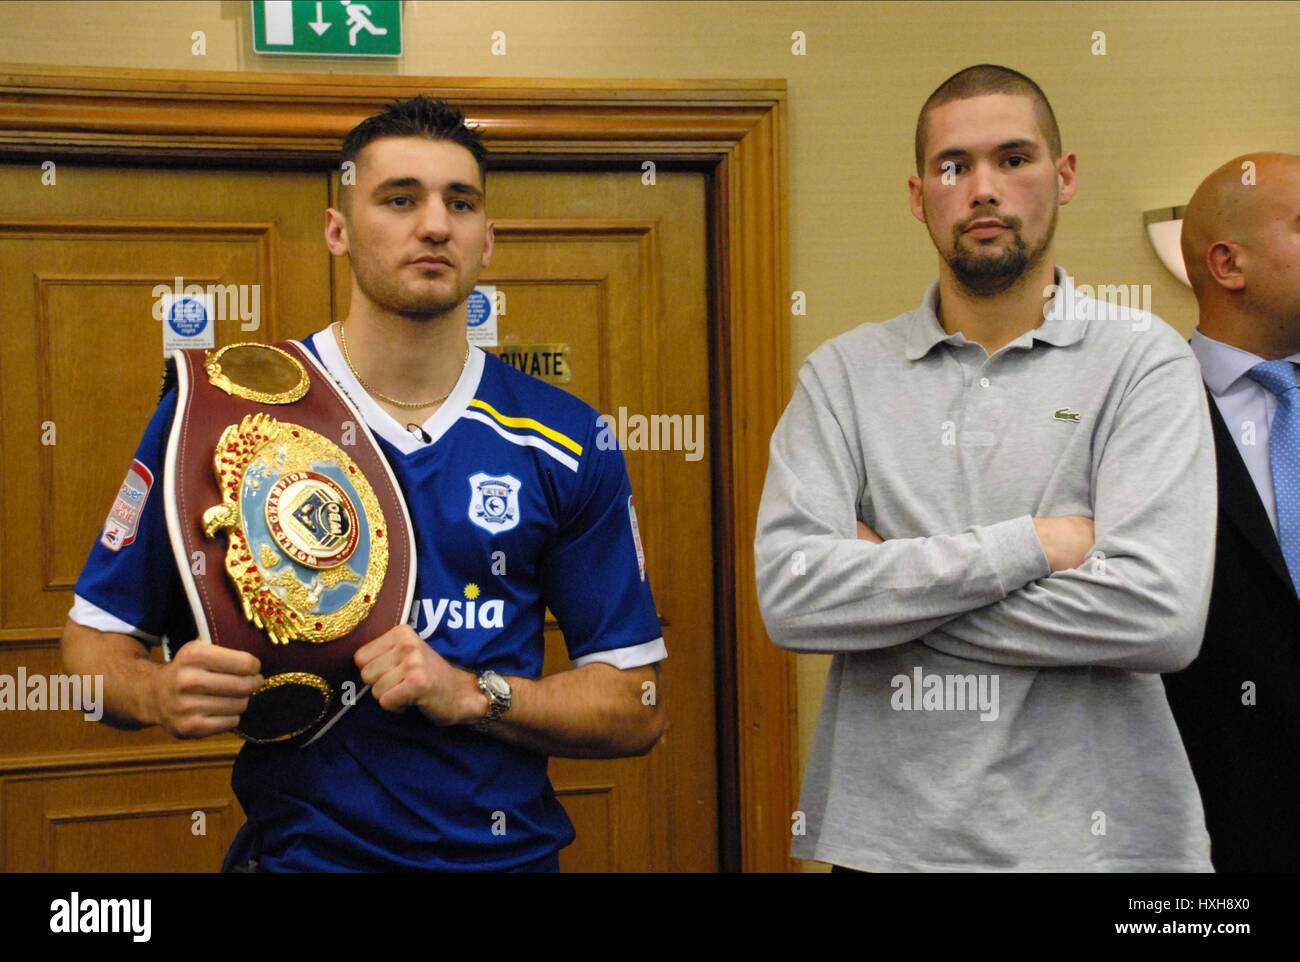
754,64,1217,871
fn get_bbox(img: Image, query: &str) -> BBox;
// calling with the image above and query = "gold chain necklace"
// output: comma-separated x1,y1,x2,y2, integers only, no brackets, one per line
336,322,470,410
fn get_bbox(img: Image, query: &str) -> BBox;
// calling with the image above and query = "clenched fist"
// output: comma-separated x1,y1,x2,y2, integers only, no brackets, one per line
152,640,263,739
355,624,487,727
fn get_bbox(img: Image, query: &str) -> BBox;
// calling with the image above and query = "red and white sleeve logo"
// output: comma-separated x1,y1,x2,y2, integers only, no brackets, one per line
100,459,154,552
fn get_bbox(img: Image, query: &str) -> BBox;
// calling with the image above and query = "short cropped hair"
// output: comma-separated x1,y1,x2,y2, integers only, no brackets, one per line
914,64,1061,175
339,96,488,210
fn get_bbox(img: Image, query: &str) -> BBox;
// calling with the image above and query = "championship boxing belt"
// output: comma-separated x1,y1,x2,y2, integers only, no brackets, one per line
162,341,416,745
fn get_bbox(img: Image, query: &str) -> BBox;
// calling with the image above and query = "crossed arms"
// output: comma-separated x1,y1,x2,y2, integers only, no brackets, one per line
754,356,1218,673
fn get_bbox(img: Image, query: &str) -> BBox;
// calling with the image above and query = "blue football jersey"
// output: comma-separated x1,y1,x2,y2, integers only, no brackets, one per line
71,326,666,871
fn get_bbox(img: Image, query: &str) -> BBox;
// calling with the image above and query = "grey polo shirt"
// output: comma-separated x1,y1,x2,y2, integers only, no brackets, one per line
755,266,1217,871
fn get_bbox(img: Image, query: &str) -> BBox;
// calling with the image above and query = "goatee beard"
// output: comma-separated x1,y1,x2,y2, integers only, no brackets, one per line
946,209,1055,297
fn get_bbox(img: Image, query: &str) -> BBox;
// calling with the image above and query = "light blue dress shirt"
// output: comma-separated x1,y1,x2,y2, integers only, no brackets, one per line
1189,329,1300,541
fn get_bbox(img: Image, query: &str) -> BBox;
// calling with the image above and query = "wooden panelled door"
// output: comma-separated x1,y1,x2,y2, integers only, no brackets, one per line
0,161,717,872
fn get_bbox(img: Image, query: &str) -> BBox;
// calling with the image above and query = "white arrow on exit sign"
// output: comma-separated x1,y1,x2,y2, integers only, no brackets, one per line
309,1,331,35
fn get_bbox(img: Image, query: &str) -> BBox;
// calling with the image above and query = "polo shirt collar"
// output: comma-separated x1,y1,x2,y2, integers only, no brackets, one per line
904,266,1087,360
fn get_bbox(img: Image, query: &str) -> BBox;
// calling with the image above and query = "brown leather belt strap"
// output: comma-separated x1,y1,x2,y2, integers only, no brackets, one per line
163,340,415,744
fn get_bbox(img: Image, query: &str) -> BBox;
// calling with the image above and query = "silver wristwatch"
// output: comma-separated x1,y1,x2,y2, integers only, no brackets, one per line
475,670,512,732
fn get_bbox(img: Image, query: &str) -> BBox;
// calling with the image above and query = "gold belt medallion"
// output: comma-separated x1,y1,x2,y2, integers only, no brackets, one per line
202,412,389,646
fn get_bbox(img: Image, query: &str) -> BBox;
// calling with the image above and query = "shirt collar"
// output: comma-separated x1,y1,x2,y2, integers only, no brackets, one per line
904,266,1087,361
309,325,485,456
1190,328,1300,397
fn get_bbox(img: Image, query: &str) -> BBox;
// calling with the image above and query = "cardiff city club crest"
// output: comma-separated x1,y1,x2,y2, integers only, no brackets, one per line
201,412,388,645
468,472,522,534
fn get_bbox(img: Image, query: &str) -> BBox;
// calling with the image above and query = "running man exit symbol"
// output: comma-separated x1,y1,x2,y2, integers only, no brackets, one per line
252,0,403,57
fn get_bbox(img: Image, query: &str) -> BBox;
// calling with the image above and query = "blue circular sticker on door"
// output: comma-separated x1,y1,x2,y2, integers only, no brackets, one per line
466,289,490,328
168,298,208,337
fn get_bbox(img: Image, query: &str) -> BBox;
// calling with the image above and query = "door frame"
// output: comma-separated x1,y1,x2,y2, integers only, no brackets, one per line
0,64,796,872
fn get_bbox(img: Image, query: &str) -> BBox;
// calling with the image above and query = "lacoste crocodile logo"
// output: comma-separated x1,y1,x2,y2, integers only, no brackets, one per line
1054,408,1081,423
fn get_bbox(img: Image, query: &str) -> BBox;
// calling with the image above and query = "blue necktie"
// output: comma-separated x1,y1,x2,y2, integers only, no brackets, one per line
1245,360,1300,596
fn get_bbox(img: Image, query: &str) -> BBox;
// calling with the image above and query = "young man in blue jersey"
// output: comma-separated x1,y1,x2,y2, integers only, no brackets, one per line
60,97,666,872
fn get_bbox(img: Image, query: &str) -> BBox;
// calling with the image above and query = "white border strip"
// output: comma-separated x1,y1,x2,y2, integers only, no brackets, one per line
572,637,667,670
162,349,211,660
461,410,581,472
69,593,161,645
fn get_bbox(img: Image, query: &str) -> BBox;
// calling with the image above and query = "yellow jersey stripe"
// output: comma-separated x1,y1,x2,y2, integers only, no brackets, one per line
468,398,584,456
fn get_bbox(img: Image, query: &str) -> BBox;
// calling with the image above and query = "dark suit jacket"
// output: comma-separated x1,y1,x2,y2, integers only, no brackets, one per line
1162,387,1300,872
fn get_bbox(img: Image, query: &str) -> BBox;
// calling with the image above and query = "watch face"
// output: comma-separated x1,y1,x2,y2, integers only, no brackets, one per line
486,673,511,698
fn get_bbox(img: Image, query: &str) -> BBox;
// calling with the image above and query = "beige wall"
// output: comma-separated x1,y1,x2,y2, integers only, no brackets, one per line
6,0,1299,867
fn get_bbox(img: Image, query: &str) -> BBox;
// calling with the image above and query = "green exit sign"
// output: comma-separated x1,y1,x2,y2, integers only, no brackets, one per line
252,1,402,58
